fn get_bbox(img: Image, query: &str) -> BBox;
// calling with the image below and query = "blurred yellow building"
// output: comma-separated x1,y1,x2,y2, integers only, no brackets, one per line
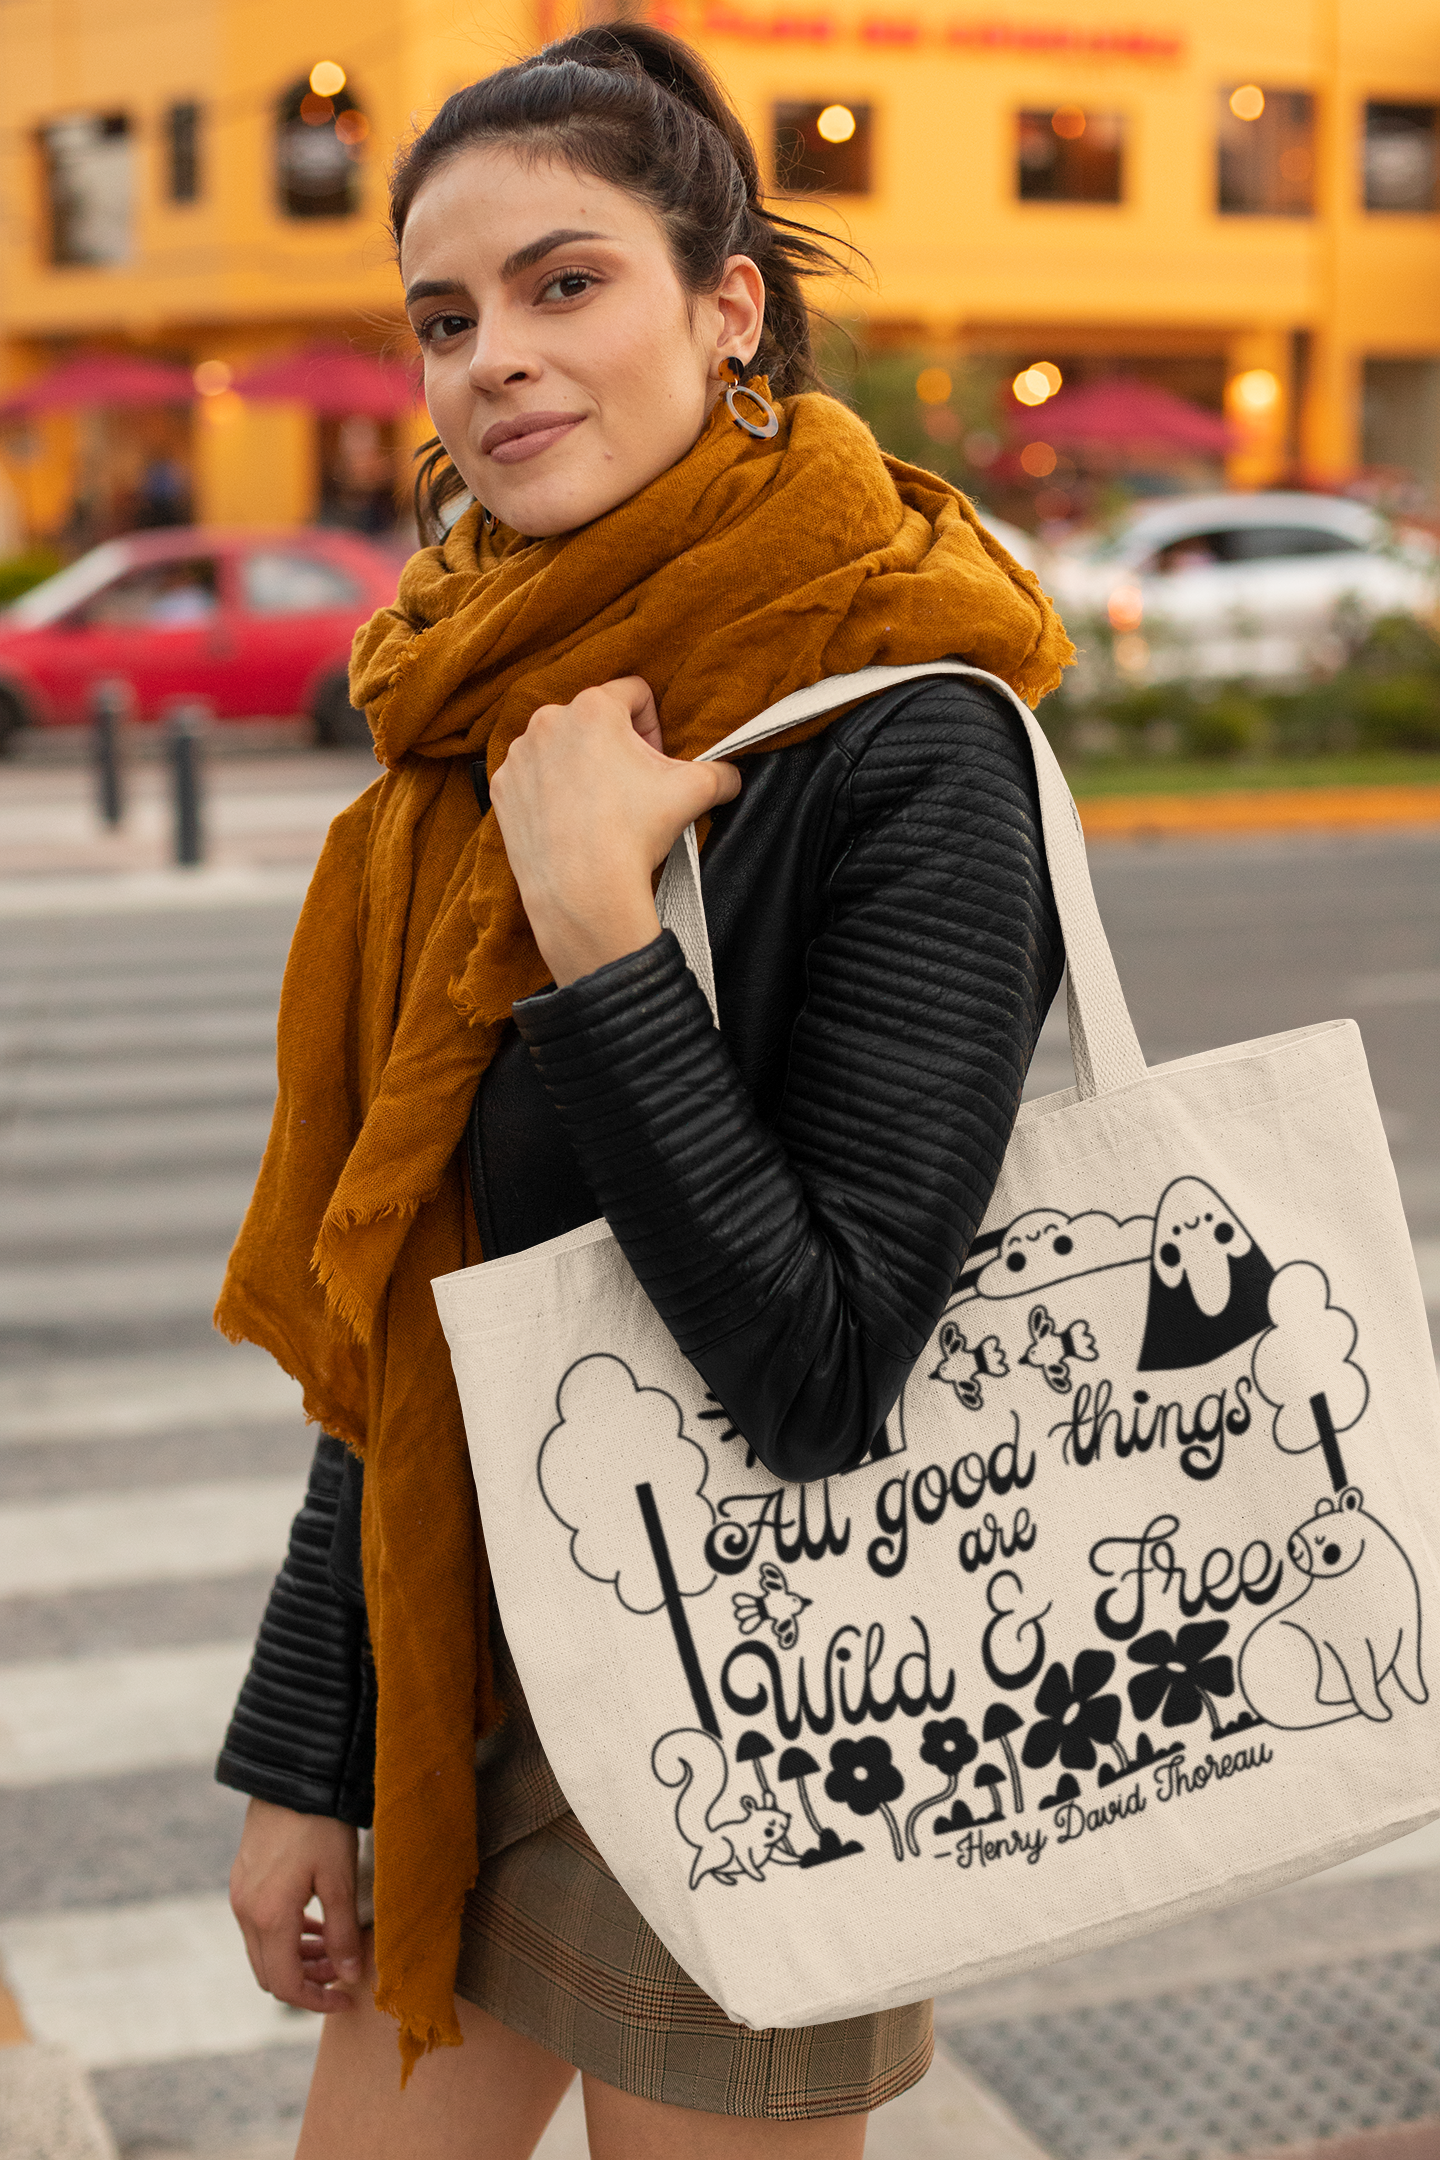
1,0,1437,545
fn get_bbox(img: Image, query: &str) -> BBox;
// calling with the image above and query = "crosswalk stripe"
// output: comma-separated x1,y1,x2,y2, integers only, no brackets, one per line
0,1640,252,1786
0,1104,273,1178
0,1893,319,2069
0,1477,303,1598
0,1172,257,1251
0,1052,277,1117
0,1255,233,1328
0,1008,276,1059
0,1349,302,1448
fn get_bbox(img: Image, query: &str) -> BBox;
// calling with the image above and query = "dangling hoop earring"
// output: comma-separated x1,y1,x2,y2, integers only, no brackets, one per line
723,358,780,440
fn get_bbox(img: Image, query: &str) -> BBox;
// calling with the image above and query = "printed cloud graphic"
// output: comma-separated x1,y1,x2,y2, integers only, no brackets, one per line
970,1207,1152,1301
1252,1262,1369,1455
539,1354,717,1613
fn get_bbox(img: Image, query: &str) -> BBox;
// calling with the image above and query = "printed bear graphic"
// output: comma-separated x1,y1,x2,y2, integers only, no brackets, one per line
1138,1176,1276,1372
1239,1488,1428,1728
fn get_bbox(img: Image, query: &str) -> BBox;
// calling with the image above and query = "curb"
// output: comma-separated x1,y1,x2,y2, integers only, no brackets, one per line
1076,783,1440,841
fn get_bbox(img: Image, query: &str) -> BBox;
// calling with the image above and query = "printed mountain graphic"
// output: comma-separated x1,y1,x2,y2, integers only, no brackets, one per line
1138,1178,1276,1372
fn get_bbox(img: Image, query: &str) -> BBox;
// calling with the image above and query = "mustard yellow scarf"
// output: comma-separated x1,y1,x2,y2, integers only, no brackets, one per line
216,384,1071,2069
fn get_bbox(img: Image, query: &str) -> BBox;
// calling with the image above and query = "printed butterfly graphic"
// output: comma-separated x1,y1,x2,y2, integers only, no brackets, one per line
931,1319,1009,1411
732,1562,813,1650
1019,1304,1098,1394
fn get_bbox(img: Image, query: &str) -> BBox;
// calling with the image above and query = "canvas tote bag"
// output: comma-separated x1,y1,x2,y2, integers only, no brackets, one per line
433,662,1440,2029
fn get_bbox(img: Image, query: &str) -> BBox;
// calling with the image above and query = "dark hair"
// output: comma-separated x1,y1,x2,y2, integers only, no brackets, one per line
391,23,850,538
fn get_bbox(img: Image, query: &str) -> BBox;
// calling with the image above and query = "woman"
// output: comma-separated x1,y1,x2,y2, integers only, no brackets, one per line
217,23,1070,2158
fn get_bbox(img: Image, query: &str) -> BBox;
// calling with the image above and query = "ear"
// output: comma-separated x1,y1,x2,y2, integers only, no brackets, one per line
1341,1487,1364,1512
1029,1306,1050,1341
706,255,766,378
740,1793,757,1814
1314,1497,1335,1514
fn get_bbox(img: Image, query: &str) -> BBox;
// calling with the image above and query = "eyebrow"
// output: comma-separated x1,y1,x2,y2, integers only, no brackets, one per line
500,227,611,279
404,229,612,309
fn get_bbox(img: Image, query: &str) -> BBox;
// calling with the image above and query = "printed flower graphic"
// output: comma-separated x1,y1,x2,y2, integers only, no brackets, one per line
904,1717,978,1855
826,1736,906,1860
1127,1622,1235,1733
1021,1649,1121,1774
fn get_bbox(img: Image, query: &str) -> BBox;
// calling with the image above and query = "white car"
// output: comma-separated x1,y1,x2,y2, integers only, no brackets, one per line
1046,492,1437,685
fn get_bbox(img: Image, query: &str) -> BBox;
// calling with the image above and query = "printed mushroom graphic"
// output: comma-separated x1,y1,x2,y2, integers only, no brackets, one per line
974,1764,1006,1822
736,1731,776,1804
776,1747,825,1842
983,1703,1026,1815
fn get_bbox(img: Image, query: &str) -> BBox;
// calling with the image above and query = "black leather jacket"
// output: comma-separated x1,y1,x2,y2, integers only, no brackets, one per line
217,674,1064,1824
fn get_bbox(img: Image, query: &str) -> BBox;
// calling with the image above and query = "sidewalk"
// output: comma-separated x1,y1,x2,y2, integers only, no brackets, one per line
0,739,377,882
1078,782,1440,842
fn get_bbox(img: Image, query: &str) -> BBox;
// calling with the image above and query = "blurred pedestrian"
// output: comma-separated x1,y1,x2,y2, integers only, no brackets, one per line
215,25,1070,2158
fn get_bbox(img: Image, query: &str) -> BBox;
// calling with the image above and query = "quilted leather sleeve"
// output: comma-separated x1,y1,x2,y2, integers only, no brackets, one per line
513,678,1063,1482
216,1433,375,1826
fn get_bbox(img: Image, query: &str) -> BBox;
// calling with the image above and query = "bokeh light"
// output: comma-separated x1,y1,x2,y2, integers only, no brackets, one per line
817,104,856,144
1020,441,1057,477
1230,368,1281,414
192,360,233,397
915,366,952,404
1107,582,1144,630
1229,85,1265,122
309,60,347,97
1051,107,1086,140
299,93,334,126
1012,364,1060,407
335,110,369,146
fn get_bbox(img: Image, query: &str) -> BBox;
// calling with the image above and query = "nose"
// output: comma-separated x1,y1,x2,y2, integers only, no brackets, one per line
465,312,538,397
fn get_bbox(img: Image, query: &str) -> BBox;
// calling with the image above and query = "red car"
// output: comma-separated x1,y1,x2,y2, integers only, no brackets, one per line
0,525,401,751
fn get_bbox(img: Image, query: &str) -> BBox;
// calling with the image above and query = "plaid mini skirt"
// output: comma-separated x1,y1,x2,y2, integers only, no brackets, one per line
454,1807,933,2120
450,1618,933,2120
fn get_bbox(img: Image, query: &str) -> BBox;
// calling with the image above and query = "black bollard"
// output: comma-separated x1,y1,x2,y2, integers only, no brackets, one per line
166,701,206,867
91,678,130,828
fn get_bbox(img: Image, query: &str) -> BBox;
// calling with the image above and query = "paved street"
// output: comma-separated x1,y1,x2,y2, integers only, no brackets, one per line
0,815,1436,2159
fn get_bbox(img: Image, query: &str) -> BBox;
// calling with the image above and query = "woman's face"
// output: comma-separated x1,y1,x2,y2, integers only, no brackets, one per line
401,145,764,538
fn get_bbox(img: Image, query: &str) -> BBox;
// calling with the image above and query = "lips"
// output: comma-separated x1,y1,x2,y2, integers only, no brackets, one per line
481,411,585,465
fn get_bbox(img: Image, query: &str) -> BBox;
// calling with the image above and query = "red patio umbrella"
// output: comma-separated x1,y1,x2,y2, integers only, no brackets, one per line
1021,379,1233,455
233,343,422,417
0,353,196,419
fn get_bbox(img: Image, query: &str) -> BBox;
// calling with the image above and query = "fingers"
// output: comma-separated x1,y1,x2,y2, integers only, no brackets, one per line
599,675,663,753
704,759,742,806
317,1861,365,1989
229,1805,359,2016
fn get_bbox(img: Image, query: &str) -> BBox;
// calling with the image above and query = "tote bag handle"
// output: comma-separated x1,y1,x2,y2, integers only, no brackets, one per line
654,661,1147,1102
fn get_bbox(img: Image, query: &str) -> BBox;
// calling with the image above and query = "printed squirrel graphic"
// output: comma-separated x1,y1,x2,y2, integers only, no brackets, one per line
931,1318,1009,1410
732,1561,812,1649
651,1730,799,1889
1019,1304,1098,1394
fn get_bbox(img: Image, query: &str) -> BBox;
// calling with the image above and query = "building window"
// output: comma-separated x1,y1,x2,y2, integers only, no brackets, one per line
1218,88,1314,216
41,112,133,265
773,102,873,195
276,77,366,219
1016,110,1124,203
1364,103,1438,213
1363,358,1440,503
165,102,201,203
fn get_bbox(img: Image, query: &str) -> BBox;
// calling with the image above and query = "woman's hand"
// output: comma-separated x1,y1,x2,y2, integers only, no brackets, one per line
230,1798,364,2013
491,677,740,987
